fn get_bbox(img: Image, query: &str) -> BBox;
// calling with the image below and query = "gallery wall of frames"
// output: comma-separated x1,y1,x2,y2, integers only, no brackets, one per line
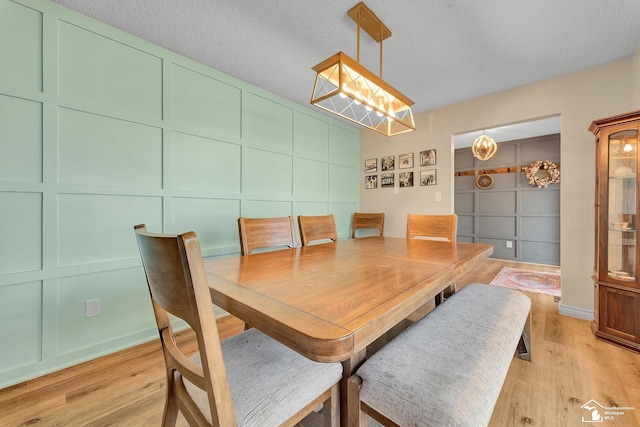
364,149,437,189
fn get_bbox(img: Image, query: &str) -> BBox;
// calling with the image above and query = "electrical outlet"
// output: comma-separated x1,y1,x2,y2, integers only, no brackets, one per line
506,241,513,248
85,299,100,318
435,192,442,202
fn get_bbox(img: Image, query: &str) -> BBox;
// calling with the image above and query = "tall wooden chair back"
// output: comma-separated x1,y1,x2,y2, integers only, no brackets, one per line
134,225,341,426
351,212,385,238
298,214,338,246
406,214,458,242
134,224,235,426
237,216,296,255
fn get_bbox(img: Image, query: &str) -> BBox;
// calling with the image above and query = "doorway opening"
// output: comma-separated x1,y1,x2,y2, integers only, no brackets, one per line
453,116,561,265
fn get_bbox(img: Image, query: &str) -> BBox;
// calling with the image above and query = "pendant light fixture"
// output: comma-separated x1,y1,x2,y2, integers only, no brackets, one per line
310,2,415,137
472,131,498,161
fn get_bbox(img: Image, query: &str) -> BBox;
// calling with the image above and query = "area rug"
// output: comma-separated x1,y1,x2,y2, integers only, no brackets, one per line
489,267,561,297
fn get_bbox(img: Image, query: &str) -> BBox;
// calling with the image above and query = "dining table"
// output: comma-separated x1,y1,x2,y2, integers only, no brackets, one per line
204,236,493,425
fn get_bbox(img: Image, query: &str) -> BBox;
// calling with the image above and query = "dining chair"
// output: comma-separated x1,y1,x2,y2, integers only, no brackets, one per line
406,213,458,307
237,216,297,255
406,213,458,242
298,214,338,246
351,212,385,238
134,224,341,427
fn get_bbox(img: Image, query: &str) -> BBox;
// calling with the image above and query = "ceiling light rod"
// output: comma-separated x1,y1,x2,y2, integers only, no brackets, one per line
310,2,415,137
349,2,390,78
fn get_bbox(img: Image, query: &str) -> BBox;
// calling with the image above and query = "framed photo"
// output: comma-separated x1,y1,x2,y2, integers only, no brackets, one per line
420,149,437,166
381,173,394,188
399,153,414,169
381,156,395,171
365,174,378,189
420,169,437,186
364,158,377,173
399,171,414,187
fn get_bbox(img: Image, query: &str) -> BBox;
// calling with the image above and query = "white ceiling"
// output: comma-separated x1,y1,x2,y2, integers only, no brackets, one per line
51,0,640,142
454,116,561,149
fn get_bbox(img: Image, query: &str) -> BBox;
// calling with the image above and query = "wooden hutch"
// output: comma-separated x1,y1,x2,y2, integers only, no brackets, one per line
590,110,640,353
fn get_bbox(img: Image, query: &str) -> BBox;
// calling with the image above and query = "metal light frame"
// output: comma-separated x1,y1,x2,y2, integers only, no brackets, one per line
472,133,498,161
311,2,415,137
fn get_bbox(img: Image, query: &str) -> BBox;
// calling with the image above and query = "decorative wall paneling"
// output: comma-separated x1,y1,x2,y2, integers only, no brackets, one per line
454,134,560,265
0,0,358,388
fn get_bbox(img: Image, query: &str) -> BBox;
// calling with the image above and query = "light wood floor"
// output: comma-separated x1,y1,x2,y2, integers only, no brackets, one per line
1,259,639,427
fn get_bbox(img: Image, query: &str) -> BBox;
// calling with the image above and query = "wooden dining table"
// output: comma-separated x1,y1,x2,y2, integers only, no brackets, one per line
204,236,493,425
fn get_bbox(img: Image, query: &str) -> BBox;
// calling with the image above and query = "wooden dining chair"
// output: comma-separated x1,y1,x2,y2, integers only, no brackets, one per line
351,212,385,238
134,224,341,427
406,213,458,242
406,214,458,307
298,214,338,246
237,216,296,255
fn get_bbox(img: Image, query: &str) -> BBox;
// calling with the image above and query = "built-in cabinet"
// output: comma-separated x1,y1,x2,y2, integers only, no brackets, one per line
590,110,640,353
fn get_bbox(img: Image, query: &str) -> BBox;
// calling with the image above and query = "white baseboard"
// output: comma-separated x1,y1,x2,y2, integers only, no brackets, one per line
558,302,594,321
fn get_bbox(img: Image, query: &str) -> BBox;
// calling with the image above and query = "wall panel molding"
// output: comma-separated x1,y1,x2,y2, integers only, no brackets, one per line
0,0,359,388
455,134,560,265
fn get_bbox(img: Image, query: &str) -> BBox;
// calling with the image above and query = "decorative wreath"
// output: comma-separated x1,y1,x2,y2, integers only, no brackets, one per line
524,160,560,188
476,172,494,189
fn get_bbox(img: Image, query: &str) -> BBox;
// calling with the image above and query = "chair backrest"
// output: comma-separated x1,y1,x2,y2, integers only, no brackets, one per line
298,214,338,246
351,212,385,238
238,216,297,255
134,224,236,426
406,214,457,242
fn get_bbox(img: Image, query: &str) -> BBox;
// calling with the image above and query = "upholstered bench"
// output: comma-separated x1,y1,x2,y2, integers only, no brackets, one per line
348,283,532,427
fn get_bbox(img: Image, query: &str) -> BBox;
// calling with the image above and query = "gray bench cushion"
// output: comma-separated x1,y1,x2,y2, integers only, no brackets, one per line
357,283,531,427
184,327,343,426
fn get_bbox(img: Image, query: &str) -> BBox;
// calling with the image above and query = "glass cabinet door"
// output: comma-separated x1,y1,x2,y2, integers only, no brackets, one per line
607,129,638,283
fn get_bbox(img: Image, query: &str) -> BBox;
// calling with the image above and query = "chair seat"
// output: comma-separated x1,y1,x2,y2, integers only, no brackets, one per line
184,327,343,426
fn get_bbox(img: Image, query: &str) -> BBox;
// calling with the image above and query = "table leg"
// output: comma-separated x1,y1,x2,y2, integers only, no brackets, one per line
340,348,366,427
435,282,457,306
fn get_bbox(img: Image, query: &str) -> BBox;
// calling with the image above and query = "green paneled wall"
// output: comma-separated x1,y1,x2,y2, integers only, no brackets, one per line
0,0,359,388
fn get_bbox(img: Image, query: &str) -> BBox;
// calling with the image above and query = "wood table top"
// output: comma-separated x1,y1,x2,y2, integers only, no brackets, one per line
205,237,493,363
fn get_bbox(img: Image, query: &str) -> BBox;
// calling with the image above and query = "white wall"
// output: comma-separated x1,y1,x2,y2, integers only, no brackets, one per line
360,56,638,317
634,47,640,108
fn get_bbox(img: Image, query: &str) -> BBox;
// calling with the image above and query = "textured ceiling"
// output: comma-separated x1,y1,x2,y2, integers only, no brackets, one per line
52,0,640,140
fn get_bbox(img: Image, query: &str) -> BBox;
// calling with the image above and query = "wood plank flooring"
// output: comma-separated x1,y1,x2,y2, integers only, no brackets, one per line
1,259,639,426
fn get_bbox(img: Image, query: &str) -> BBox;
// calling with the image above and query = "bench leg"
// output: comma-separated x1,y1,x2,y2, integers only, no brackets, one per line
515,311,532,362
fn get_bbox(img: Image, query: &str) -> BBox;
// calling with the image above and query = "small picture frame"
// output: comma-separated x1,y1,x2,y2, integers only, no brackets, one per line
399,171,414,187
399,153,414,169
420,149,437,166
420,169,437,186
381,156,395,171
365,158,377,173
365,175,378,189
381,173,395,188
